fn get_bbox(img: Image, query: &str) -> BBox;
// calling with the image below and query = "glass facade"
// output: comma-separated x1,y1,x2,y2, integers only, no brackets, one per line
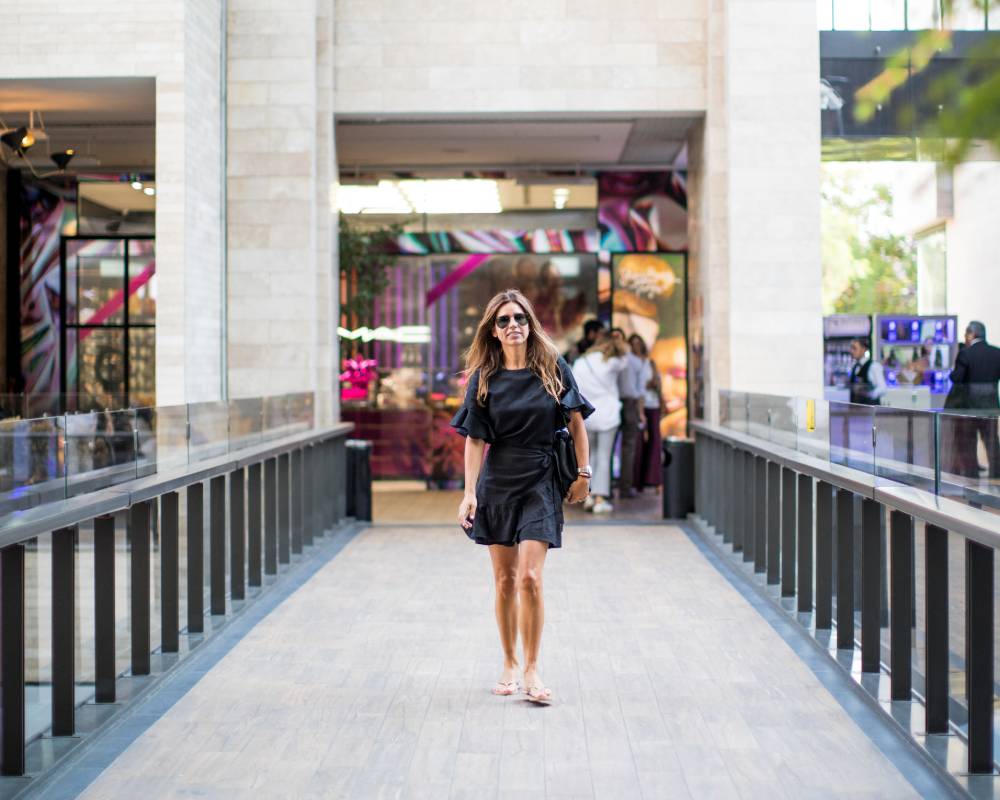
819,0,995,29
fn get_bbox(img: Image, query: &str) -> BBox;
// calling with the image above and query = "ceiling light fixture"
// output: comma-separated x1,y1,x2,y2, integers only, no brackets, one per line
553,187,570,210
143,186,156,196
50,149,75,171
131,180,143,190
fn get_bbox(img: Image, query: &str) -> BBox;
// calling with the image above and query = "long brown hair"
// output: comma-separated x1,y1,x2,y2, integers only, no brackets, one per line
463,289,563,405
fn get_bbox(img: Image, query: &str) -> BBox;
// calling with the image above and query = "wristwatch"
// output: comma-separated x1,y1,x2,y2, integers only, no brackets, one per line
577,465,593,479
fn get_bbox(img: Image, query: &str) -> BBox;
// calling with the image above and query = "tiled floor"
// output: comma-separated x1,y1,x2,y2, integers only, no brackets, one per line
76,523,924,799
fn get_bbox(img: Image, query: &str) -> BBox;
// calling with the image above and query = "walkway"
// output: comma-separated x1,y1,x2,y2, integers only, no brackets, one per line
67,522,932,799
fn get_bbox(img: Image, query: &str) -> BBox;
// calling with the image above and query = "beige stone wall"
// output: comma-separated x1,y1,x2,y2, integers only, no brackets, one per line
334,0,708,113
227,0,337,423
691,0,822,417
0,0,224,405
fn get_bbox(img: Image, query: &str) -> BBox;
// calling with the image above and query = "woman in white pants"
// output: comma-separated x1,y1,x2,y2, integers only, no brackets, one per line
571,332,627,513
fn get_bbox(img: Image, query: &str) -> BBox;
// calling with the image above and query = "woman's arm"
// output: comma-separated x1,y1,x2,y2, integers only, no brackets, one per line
566,409,590,503
458,437,486,528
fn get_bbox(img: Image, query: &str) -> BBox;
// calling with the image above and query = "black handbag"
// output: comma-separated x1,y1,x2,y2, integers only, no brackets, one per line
554,408,578,499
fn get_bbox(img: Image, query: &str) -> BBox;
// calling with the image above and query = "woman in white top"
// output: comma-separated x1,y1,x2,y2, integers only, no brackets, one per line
571,332,628,513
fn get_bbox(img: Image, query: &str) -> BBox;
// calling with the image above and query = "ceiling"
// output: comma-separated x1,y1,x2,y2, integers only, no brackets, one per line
335,114,698,177
0,77,155,173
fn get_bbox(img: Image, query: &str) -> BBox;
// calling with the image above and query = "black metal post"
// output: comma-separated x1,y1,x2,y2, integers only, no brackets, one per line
815,481,833,629
187,483,204,633
161,492,179,653
314,444,325,536
1,543,25,775
694,434,702,517
333,437,346,523
248,462,262,587
722,445,733,544
861,499,881,672
889,511,913,700
765,460,779,580
304,445,316,540
966,539,994,773
781,467,796,597
278,453,290,564
732,448,744,552
230,469,245,600
797,475,813,613
324,440,336,529
292,449,304,552
754,456,766,572
924,523,949,734
264,458,277,575
836,489,854,649
744,453,755,564
94,515,116,703
52,526,76,736
210,475,226,615
130,500,151,675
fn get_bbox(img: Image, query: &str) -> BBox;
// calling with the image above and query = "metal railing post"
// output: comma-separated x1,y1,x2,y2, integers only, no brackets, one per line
781,467,796,597
52,526,77,736
744,453,756,564
248,462,263,587
722,445,733,544
210,475,226,615
889,510,913,700
278,453,290,564
766,461,781,584
733,447,744,552
230,469,245,600
815,481,833,629
161,492,180,652
130,500,151,675
292,449,304,552
187,483,204,633
924,523,949,734
966,539,994,773
754,456,767,574
264,458,278,575
860,498,881,673
1,542,25,775
796,475,813,613
836,489,855,650
94,514,116,702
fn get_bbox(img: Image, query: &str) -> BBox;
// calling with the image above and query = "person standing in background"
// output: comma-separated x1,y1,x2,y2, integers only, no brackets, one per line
630,334,662,493
611,327,644,498
848,338,886,405
572,332,628,513
946,321,1000,478
565,319,605,365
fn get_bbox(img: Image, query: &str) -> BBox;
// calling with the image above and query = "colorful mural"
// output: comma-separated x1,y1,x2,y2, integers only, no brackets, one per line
598,172,688,253
18,183,76,398
391,228,599,255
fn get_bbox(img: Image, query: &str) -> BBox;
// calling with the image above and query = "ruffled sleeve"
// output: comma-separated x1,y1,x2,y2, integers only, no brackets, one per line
450,371,496,442
558,357,595,421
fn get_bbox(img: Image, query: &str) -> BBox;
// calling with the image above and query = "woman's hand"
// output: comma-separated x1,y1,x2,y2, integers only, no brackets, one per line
565,475,590,504
458,492,477,529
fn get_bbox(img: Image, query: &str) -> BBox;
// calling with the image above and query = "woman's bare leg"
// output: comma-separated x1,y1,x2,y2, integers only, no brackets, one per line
517,539,549,694
488,544,520,687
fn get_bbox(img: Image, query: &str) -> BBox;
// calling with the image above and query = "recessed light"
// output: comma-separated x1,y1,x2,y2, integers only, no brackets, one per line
131,180,143,190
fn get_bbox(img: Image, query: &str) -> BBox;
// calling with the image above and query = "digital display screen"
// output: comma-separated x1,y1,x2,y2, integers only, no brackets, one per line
879,317,956,345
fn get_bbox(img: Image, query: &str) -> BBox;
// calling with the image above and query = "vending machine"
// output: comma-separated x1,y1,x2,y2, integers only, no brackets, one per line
874,314,958,406
823,314,872,401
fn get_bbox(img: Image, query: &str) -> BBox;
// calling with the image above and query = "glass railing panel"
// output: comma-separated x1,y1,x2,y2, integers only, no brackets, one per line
286,392,315,434
828,401,876,475
262,395,289,441
144,405,188,473
746,393,773,442
936,409,1000,508
228,397,264,451
64,410,138,496
719,390,748,433
0,415,67,516
793,397,831,460
873,406,937,491
188,401,230,462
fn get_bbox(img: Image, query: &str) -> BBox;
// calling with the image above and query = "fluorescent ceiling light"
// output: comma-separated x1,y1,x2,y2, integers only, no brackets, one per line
335,180,411,214
398,179,501,214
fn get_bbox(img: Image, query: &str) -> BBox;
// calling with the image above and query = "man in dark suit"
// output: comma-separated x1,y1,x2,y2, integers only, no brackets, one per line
946,321,1000,478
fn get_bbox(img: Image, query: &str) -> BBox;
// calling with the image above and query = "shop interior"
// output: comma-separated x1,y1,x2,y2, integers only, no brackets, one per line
0,77,156,418
335,114,698,504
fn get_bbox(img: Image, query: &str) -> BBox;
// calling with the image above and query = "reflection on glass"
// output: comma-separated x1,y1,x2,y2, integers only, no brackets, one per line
64,410,137,494
72,328,126,411
0,416,64,513
128,240,156,324
148,405,188,472
66,239,125,327
828,401,876,472
129,328,155,409
873,406,937,490
230,397,264,450
938,410,1000,503
189,402,229,462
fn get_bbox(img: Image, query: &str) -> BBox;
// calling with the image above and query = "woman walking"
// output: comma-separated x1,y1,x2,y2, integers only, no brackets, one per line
630,333,663,492
571,332,628,513
452,289,593,704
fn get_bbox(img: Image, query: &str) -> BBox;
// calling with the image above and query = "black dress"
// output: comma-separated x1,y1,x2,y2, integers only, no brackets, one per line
450,357,594,548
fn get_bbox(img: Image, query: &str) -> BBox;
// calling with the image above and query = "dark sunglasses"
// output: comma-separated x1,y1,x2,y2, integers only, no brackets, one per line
496,313,529,329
